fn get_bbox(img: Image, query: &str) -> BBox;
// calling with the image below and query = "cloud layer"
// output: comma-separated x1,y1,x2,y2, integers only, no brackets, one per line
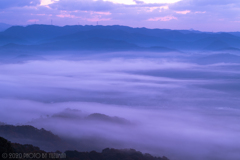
0,51,240,160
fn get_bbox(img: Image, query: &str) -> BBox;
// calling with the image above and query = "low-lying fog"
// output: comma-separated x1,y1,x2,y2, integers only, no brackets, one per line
0,51,240,160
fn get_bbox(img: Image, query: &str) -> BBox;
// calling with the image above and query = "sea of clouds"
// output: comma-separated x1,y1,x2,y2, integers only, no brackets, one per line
0,51,240,160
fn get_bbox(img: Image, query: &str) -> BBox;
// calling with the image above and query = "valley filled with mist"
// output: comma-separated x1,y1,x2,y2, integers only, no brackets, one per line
0,25,240,160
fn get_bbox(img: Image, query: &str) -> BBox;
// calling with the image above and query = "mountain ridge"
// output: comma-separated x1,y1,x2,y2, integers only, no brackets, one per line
0,24,239,52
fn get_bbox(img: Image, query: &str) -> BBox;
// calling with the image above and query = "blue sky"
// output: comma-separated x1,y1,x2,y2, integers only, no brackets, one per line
0,0,239,31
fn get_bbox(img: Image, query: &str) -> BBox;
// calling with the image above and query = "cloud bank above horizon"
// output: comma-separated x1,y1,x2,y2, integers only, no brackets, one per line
0,0,239,32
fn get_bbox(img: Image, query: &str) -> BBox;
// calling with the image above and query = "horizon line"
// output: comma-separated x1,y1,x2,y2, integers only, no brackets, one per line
3,23,240,33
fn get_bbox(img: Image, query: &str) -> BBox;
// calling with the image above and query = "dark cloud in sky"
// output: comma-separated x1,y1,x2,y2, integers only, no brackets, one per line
0,0,41,9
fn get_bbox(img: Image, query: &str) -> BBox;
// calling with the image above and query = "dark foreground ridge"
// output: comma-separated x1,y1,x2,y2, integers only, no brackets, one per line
0,125,169,160
0,136,169,160
0,125,69,152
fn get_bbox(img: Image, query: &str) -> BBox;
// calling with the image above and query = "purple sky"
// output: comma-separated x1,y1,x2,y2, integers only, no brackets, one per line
0,0,240,31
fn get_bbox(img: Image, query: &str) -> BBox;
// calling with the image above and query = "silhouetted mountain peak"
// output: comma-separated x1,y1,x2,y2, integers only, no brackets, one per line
52,108,83,119
86,113,131,125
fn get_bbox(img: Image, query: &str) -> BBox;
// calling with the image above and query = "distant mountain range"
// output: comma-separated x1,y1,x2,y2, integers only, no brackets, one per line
0,24,240,52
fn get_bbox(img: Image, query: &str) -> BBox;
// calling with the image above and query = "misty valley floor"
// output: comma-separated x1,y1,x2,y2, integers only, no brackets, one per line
0,51,240,160
0,25,240,160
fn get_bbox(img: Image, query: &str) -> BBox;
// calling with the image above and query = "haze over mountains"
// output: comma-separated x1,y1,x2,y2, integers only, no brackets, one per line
0,24,240,160
0,24,240,52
